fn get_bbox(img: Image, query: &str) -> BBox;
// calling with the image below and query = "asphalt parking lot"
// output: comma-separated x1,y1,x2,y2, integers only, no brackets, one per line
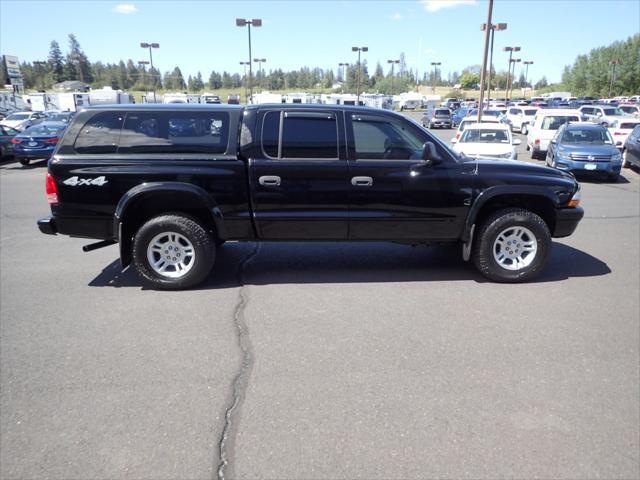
1,116,639,479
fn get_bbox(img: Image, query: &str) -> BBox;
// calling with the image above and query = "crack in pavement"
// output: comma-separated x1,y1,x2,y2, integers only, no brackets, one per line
217,242,261,480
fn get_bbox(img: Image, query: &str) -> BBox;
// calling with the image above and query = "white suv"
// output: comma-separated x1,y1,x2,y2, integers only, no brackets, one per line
505,106,539,134
578,105,627,127
526,109,581,159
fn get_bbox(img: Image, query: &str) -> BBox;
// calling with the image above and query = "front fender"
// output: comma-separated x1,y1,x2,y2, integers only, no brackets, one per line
461,185,560,242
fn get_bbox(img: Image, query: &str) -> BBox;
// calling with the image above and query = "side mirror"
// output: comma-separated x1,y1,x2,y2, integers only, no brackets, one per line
615,141,623,146
422,141,441,164
450,137,458,143
513,138,521,145
550,139,557,144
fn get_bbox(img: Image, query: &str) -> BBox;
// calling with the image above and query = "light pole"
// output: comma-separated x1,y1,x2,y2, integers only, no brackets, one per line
387,59,399,95
33,60,47,91
609,59,619,97
240,61,250,103
477,0,494,123
430,61,441,94
352,46,368,105
503,46,520,100
140,42,159,102
481,22,507,100
523,60,533,97
509,58,521,99
138,60,149,100
253,58,266,90
236,18,262,103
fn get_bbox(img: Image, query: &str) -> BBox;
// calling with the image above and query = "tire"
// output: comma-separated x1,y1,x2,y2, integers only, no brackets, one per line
19,159,30,166
521,124,528,136
621,149,628,168
608,173,619,183
472,208,551,283
132,214,215,290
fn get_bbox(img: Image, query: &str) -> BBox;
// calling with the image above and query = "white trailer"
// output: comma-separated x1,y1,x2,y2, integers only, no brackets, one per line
43,92,89,111
2,92,30,111
200,93,221,104
360,93,393,110
163,93,188,104
89,87,134,105
283,92,315,104
250,92,283,104
398,92,423,111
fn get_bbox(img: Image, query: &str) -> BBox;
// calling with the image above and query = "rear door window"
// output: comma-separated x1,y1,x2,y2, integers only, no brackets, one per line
74,111,125,154
118,110,229,154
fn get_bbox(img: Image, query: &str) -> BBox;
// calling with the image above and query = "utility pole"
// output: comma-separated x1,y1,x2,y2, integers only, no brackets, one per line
240,61,250,103
609,59,619,97
236,18,262,103
140,42,159,102
523,61,534,98
481,22,506,100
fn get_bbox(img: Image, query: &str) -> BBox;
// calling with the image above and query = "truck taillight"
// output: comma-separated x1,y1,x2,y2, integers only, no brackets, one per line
534,138,540,145
46,173,59,206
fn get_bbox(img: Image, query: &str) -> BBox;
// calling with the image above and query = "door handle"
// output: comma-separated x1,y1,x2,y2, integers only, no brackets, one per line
351,176,373,187
259,175,281,187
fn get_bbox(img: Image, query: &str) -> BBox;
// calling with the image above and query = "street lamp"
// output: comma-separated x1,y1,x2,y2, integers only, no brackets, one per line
430,62,441,94
33,60,47,91
387,59,399,95
352,46,368,105
509,58,521,99
240,61,250,103
253,58,266,90
138,60,150,100
140,42,159,102
523,60,534,97
503,46,520,100
609,59,620,97
236,18,262,103
481,22,507,100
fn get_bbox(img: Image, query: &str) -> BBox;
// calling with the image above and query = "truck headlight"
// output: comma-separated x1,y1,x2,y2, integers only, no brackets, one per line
612,152,622,162
568,186,581,208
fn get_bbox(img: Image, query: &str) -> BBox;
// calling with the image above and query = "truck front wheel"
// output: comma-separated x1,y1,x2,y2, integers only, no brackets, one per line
472,208,551,283
132,214,215,290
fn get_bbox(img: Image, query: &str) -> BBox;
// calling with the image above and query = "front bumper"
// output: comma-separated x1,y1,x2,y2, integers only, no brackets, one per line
552,207,584,237
37,216,57,235
555,158,622,175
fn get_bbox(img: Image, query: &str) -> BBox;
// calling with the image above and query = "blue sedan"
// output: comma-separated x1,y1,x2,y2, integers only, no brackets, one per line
11,122,67,166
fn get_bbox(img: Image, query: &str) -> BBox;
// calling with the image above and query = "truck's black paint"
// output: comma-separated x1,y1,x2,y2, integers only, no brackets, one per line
39,103,583,271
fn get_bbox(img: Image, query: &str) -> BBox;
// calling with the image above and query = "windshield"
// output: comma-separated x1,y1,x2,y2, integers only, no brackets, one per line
22,124,65,136
460,128,510,143
524,109,538,116
6,113,30,120
603,108,624,116
561,128,613,144
618,123,639,130
541,116,579,130
47,113,72,122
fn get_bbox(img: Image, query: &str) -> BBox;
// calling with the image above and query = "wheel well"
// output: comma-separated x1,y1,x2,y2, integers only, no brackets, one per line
474,194,556,233
118,192,219,267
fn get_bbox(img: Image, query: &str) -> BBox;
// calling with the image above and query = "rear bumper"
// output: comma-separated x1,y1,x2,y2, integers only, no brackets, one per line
37,216,57,235
552,207,584,237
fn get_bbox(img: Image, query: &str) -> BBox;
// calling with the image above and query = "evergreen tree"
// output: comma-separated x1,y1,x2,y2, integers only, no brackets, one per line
64,34,92,83
48,40,65,83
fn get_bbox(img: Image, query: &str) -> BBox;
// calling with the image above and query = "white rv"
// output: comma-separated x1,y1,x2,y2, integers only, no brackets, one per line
283,92,315,104
360,93,393,110
89,87,134,105
200,93,221,104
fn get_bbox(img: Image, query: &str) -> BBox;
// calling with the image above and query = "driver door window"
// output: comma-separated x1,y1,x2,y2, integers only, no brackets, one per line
351,114,423,160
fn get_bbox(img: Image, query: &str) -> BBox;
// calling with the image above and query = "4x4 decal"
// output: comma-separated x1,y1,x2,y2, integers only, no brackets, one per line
63,176,108,187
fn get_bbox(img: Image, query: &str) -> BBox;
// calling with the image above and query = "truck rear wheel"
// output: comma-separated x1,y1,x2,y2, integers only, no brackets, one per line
472,208,551,283
132,214,215,290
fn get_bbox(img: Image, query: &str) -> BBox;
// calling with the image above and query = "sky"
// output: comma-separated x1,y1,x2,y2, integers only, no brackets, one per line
1,0,638,85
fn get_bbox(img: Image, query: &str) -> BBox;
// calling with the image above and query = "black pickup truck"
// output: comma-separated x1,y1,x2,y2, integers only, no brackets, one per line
37,104,583,289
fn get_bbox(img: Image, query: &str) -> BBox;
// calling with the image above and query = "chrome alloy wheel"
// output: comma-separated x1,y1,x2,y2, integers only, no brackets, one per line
146,231,195,278
492,226,538,271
